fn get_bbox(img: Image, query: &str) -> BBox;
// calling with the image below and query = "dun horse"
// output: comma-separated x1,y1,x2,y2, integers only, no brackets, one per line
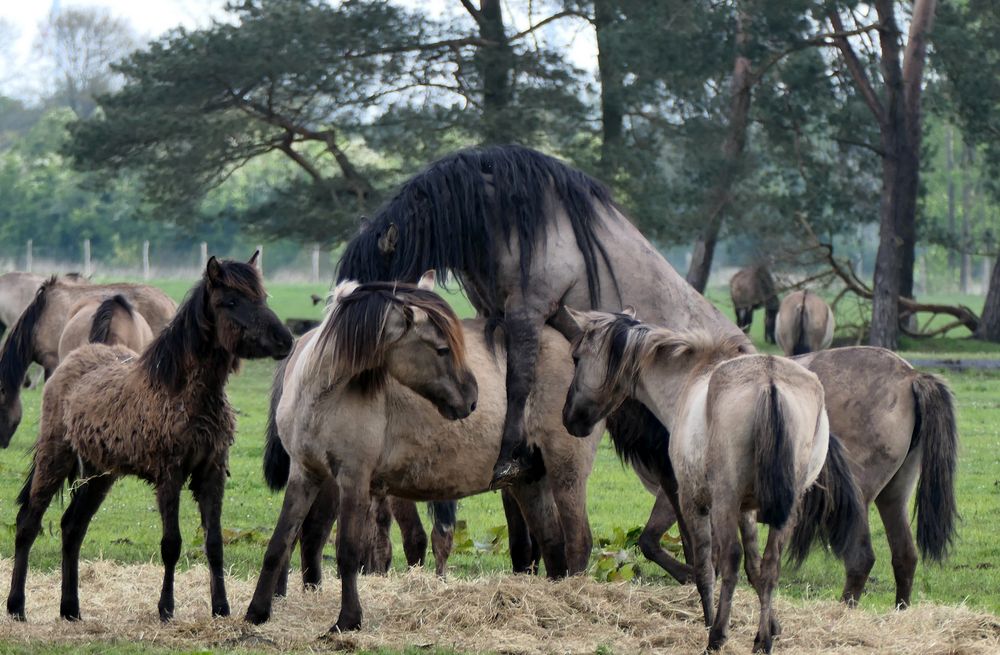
57,295,153,359
331,143,957,607
561,308,863,654
0,277,176,447
729,265,779,344
775,290,834,356
6,254,292,622
247,276,601,633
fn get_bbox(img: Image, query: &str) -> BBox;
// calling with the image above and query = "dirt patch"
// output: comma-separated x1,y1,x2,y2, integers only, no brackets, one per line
0,560,997,654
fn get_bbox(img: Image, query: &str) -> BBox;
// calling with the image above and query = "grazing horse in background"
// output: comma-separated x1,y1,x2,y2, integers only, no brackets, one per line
57,295,154,360
330,143,957,606
729,265,779,344
561,308,863,654
775,290,834,356
6,254,292,623
247,277,601,633
0,277,177,447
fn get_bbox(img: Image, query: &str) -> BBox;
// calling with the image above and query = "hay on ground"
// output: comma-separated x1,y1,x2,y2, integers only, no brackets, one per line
0,560,997,654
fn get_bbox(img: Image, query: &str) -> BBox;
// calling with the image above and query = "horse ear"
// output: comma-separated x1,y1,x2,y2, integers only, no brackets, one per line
417,270,435,291
378,223,398,256
383,303,414,343
206,256,223,284
622,306,636,319
549,305,584,341
248,250,260,268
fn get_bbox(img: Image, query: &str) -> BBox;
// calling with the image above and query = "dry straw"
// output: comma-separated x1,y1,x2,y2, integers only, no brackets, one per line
0,560,997,654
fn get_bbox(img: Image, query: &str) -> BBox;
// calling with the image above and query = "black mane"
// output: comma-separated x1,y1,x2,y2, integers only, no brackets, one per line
0,277,55,395
139,261,263,392
337,144,619,317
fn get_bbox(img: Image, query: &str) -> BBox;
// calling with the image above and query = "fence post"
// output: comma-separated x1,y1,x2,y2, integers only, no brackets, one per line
83,239,91,277
200,242,208,271
143,241,150,280
311,244,320,283
256,244,263,277
25,240,32,273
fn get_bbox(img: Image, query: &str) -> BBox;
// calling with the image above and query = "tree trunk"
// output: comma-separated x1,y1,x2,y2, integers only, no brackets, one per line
594,0,624,176
685,11,752,294
946,124,958,274
960,144,972,293
975,256,1000,341
476,0,513,144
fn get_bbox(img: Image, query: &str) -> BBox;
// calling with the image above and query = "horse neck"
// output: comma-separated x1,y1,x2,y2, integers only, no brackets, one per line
632,354,705,434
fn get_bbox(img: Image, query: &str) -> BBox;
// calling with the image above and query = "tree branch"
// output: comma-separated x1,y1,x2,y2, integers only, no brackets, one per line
342,36,491,60
459,0,485,26
828,10,886,127
752,20,883,83
277,132,323,182
508,10,592,41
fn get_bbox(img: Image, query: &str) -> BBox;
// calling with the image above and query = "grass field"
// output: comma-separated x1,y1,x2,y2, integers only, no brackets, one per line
0,277,998,653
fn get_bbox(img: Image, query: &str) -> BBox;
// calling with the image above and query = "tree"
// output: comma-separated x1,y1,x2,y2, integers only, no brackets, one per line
35,7,138,119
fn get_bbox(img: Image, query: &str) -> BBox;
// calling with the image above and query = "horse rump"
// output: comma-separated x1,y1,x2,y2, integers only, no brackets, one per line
792,296,811,356
912,373,959,561
88,295,134,344
752,381,796,528
788,433,864,566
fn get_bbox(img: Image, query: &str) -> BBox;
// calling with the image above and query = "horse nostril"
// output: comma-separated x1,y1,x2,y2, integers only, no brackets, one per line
469,401,477,412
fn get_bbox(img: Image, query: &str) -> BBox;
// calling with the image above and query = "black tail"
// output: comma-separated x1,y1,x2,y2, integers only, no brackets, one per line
792,292,811,356
428,500,457,535
753,380,796,528
88,295,133,344
16,458,36,508
788,433,865,566
262,355,291,491
912,374,959,561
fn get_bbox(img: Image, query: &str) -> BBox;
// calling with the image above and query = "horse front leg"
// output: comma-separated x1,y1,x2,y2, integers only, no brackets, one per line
490,308,544,488
245,470,323,624
680,495,715,629
332,477,372,632
300,476,339,588
156,478,184,621
59,474,116,620
502,490,537,574
707,504,741,652
638,490,692,584
192,464,230,617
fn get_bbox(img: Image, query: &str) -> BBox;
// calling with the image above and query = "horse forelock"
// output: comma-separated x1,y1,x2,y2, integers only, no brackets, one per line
307,282,465,393
209,260,266,301
0,276,56,395
336,144,619,314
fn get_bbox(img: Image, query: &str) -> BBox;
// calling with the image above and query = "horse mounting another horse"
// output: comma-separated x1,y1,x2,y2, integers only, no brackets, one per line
247,274,601,633
6,253,292,623
0,276,177,447
729,265,779,344
560,307,864,653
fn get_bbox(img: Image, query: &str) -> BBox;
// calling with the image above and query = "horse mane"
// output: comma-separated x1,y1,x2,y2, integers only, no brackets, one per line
0,276,56,395
88,295,134,344
588,313,747,395
306,281,466,394
337,144,620,317
139,261,264,392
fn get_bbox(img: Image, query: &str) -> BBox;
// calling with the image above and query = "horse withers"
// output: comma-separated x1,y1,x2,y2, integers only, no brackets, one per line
6,253,292,622
775,290,834,356
560,308,863,654
247,274,600,633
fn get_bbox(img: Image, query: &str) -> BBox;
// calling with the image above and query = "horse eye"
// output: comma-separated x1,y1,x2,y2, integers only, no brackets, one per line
221,299,237,309
436,346,450,357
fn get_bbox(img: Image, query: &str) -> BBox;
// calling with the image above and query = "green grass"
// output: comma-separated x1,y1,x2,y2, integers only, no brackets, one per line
1,278,998,654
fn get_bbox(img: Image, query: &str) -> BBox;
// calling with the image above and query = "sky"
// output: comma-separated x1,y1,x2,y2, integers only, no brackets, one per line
0,0,598,101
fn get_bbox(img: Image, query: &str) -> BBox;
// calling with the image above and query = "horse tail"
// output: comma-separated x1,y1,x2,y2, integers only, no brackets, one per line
16,457,35,508
0,276,55,401
263,355,291,491
792,292,811,356
788,433,865,567
911,373,959,561
752,379,796,528
88,295,133,344
428,500,457,535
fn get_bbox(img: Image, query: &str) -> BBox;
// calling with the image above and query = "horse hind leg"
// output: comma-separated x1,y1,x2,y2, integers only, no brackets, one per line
191,464,230,617
753,515,796,654
155,478,185,621
7,446,76,621
59,473,116,620
874,449,921,609
502,490,537,574
299,476,339,588
508,480,568,578
707,503,741,652
389,497,428,568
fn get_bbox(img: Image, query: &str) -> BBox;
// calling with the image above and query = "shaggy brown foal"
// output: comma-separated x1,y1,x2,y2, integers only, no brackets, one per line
6,253,292,622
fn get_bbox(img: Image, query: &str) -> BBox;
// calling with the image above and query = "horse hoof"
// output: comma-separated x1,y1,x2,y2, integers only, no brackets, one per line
245,604,271,625
158,605,174,622
332,611,363,632
489,461,524,490
8,608,25,622
707,629,728,651
213,601,230,617
60,602,81,621
752,632,773,654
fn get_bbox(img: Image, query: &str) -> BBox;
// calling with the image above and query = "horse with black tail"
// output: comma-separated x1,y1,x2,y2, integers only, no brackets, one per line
324,143,957,607
57,295,154,358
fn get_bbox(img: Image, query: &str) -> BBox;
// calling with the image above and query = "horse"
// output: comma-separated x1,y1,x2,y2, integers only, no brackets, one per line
560,308,863,654
330,143,957,607
5,253,293,623
0,277,176,447
775,290,834,356
729,265,779,344
57,295,154,360
246,276,601,633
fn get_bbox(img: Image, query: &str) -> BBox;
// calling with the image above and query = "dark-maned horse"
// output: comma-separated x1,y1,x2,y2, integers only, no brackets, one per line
324,144,957,608
246,277,600,633
729,265,779,344
561,308,863,653
57,295,154,359
5,253,292,622
0,277,177,447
